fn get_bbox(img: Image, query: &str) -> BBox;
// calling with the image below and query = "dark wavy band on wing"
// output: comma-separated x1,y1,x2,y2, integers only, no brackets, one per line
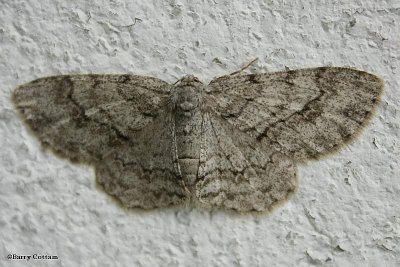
207,67,383,161
12,74,170,163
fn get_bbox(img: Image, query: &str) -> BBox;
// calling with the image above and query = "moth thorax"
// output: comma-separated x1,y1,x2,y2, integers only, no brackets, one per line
172,83,203,117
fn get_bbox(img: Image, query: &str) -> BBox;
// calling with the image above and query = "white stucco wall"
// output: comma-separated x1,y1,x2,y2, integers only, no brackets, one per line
0,0,399,266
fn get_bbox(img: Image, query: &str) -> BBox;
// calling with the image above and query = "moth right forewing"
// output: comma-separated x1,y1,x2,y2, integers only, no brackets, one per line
206,68,383,161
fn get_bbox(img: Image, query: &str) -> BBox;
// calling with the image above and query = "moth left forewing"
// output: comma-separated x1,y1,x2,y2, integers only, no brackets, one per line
195,110,297,212
13,74,171,163
13,74,189,209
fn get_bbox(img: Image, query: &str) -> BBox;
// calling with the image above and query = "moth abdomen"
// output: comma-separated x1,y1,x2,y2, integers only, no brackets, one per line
171,77,205,187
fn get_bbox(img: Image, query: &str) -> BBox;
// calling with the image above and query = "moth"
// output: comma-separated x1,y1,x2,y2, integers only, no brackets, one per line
12,67,383,212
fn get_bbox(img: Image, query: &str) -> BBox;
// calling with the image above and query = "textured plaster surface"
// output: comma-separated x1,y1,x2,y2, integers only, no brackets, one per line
0,0,399,266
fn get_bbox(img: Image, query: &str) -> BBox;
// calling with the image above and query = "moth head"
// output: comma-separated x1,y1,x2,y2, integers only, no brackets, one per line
171,75,203,114
175,75,202,85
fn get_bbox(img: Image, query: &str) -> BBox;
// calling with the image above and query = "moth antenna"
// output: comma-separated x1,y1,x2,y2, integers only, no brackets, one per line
229,58,259,76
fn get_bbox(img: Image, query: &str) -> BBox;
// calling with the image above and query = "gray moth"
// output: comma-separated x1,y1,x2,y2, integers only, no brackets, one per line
12,67,383,212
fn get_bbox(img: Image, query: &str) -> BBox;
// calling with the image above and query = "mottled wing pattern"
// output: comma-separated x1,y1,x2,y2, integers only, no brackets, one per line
96,109,188,209
196,112,297,211
12,74,170,163
206,67,383,161
13,74,188,208
13,68,383,211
